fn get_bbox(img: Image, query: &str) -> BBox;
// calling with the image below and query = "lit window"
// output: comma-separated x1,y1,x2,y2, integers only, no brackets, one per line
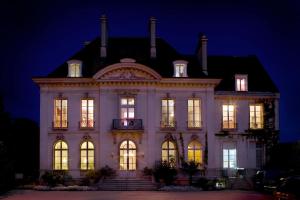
235,75,248,91
120,97,135,126
188,99,201,128
223,148,237,169
80,141,95,170
162,140,176,167
119,140,136,170
67,60,82,77
188,141,202,165
173,60,188,77
54,98,68,128
250,104,263,129
53,140,68,170
161,99,175,128
80,99,94,128
222,104,236,129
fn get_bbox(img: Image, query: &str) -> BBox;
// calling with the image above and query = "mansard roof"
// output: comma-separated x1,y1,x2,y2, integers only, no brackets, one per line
47,37,278,93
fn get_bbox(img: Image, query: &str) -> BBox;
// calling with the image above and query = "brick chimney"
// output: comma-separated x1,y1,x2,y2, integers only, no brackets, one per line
149,17,156,58
100,15,107,58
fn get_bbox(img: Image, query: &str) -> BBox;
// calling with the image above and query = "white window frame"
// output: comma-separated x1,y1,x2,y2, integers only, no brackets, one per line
222,104,236,129
120,97,135,126
249,104,264,129
187,99,202,128
67,60,82,77
173,60,188,77
235,74,248,91
222,143,237,169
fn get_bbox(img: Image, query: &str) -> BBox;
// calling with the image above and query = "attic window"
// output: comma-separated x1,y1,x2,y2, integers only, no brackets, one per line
173,60,188,77
235,74,248,91
67,60,82,77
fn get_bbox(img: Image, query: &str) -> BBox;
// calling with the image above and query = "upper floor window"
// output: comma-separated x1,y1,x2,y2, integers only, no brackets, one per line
67,60,82,77
250,104,264,129
80,99,94,128
222,104,236,129
120,97,135,126
235,74,248,91
161,99,175,128
53,98,68,129
188,99,201,128
173,60,188,77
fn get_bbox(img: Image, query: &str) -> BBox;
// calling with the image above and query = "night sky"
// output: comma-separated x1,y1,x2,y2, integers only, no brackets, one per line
0,0,299,142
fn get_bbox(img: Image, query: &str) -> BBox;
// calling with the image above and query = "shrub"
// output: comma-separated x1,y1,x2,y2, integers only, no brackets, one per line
153,161,177,185
99,165,116,179
181,161,200,185
40,171,72,187
142,167,153,176
81,170,101,186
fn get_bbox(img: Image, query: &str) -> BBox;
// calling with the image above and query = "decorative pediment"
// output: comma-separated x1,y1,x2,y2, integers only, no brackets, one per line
93,62,161,81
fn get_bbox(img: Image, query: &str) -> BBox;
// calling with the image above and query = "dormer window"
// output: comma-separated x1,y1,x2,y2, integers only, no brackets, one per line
235,74,248,91
173,60,188,77
67,60,82,77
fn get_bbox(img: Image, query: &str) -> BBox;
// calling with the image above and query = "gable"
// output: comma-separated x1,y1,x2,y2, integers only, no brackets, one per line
93,61,162,81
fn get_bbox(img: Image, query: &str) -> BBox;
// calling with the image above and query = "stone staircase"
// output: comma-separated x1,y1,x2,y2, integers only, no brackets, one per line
98,178,157,191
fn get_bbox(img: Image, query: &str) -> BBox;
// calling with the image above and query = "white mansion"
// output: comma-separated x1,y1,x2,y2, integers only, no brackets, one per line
33,16,279,179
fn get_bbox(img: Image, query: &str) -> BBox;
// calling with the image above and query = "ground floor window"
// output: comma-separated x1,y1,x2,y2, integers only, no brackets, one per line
188,141,202,165
162,140,176,167
80,141,95,170
256,143,264,169
119,140,136,170
223,147,237,169
53,140,68,170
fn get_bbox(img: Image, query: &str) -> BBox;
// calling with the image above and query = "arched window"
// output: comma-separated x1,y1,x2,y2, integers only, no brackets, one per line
80,141,95,170
188,141,202,164
162,140,176,166
120,140,136,170
53,140,68,170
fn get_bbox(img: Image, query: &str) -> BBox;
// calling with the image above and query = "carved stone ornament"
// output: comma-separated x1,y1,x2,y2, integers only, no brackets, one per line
83,134,92,140
191,134,199,141
164,133,175,141
56,134,65,140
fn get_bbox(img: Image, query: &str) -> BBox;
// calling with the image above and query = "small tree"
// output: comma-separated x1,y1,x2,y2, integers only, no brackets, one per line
181,161,200,185
153,161,177,185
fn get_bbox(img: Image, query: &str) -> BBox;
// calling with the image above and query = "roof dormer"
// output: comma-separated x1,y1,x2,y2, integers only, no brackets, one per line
67,60,82,77
173,60,188,77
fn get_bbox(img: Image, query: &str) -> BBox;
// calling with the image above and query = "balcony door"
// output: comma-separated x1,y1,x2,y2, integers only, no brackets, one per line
120,97,135,127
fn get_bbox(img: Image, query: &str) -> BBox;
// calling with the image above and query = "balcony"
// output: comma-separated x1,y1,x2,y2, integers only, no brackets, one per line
160,121,177,130
52,120,68,130
187,120,202,130
221,122,238,131
112,119,143,130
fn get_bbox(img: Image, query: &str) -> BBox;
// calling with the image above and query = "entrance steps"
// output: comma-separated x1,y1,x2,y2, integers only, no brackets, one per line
98,178,157,191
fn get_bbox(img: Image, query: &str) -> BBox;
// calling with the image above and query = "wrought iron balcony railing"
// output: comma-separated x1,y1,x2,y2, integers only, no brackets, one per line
221,122,238,130
112,119,143,130
52,120,68,130
249,122,263,130
160,121,177,130
187,120,202,129
79,120,95,129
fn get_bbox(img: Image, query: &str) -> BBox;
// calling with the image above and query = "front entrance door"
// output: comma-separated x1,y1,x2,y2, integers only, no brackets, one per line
119,140,137,172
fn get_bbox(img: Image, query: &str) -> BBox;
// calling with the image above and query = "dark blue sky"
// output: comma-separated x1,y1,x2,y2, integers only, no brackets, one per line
0,0,299,142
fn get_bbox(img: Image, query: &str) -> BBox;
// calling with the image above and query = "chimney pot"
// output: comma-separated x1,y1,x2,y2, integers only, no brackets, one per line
100,15,107,58
150,17,156,58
